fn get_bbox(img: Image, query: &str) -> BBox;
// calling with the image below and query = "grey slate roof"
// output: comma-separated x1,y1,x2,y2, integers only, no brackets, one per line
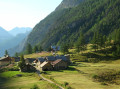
26,58,36,63
46,56,56,61
38,57,45,62
55,55,68,61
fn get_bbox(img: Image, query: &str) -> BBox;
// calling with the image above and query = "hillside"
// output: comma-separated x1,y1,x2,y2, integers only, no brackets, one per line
15,0,84,52
56,0,84,10
0,31,31,57
11,0,120,54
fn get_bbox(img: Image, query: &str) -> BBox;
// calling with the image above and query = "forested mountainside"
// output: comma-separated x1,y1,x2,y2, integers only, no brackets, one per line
22,0,84,50
56,0,84,10
40,0,120,49
12,0,120,54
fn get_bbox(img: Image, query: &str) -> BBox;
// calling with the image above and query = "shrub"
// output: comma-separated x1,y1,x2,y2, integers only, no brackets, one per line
31,84,39,89
101,82,108,85
92,74,98,79
8,66,19,71
92,70,120,84
88,58,99,63
64,82,69,86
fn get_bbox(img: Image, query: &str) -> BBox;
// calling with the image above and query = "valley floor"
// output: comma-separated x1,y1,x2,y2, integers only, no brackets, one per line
43,60,120,89
0,71,59,89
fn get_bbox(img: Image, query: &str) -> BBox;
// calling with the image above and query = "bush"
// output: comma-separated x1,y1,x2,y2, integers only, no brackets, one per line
8,66,19,71
0,68,8,73
101,82,108,85
31,84,39,89
92,74,98,79
92,70,120,84
88,58,99,63
64,82,69,86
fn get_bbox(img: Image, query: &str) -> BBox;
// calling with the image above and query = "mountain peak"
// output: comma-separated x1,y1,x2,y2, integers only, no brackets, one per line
56,0,84,10
9,27,32,36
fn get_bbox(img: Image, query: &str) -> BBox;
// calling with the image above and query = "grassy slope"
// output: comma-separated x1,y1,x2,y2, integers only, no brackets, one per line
23,45,120,89
0,71,59,89
24,52,52,58
44,61,120,89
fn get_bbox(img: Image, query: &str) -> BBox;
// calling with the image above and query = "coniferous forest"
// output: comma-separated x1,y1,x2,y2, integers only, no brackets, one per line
23,0,120,52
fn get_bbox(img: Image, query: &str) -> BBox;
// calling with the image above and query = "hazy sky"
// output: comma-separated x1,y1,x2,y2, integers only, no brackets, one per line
0,0,62,31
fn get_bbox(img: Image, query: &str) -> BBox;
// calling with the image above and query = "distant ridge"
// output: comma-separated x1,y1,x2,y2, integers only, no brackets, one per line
0,26,13,41
9,27,32,36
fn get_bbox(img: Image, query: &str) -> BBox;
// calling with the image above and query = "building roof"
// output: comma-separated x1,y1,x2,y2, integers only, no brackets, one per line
51,59,62,65
51,46,60,51
38,57,45,62
12,57,20,59
55,55,68,61
0,56,10,61
25,58,36,63
46,56,56,61
40,61,50,67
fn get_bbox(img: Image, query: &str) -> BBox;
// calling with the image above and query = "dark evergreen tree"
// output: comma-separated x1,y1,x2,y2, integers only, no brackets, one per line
60,43,69,54
33,45,38,53
91,32,99,51
5,50,9,56
18,54,26,71
47,46,52,52
111,29,120,56
75,33,86,53
103,35,107,48
26,43,32,54
39,45,43,52
14,52,18,57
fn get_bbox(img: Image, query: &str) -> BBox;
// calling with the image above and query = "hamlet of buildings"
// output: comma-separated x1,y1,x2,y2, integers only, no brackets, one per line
36,55,70,71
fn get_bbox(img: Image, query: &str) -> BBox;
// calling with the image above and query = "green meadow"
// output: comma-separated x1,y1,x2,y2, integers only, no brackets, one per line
0,71,59,89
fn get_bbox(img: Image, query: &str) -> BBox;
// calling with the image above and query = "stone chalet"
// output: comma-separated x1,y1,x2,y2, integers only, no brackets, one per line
11,57,20,62
25,58,36,64
51,59,68,70
51,46,60,51
0,55,12,67
40,61,53,71
38,55,70,71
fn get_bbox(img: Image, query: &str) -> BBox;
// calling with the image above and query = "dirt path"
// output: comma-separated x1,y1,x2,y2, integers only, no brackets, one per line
36,70,64,89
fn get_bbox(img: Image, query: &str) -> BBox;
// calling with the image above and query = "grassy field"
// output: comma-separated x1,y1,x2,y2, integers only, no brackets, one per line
0,71,59,89
24,52,52,58
7,44,120,89
43,60,120,89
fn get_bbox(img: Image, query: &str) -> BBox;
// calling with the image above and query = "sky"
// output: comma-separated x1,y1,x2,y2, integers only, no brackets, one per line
0,0,62,31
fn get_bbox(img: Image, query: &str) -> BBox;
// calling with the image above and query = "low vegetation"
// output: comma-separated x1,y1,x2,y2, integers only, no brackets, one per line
0,70,60,89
